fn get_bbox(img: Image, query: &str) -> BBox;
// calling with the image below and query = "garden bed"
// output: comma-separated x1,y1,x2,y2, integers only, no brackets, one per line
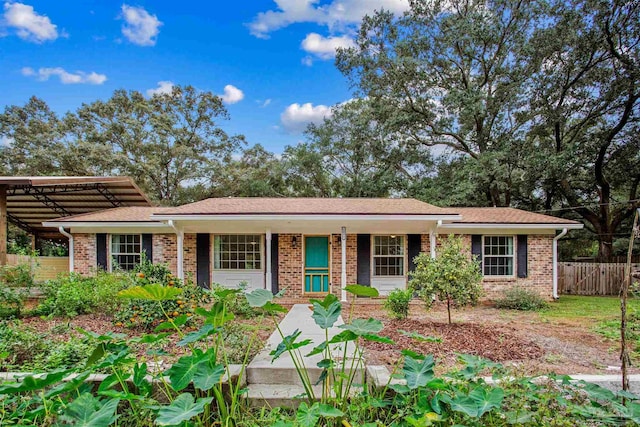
349,297,639,375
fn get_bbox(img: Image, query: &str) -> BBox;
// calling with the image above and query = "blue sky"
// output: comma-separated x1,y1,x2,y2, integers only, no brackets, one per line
0,0,408,153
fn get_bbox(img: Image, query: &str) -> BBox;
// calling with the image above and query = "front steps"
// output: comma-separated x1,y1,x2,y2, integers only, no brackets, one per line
245,304,364,408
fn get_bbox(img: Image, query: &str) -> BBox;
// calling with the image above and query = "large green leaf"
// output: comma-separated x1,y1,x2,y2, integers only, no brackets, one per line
328,330,357,343
444,394,480,418
403,355,434,390
155,393,213,426
296,402,320,427
165,351,207,391
311,295,341,329
316,403,344,417
344,284,379,297
340,318,383,335
469,387,504,417
118,284,182,301
193,362,225,391
246,288,275,307
60,393,120,427
195,302,234,327
270,329,312,361
155,315,189,332
177,324,218,346
0,370,69,394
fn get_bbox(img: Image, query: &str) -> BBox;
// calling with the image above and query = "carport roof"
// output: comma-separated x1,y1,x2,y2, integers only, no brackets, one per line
0,176,152,236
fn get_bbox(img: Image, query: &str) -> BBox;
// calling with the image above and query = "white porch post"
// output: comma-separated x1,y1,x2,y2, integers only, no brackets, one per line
430,220,442,259
266,229,272,291
168,220,184,280
341,226,347,302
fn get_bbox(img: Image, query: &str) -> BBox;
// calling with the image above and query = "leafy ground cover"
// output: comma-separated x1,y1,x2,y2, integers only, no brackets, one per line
353,296,640,375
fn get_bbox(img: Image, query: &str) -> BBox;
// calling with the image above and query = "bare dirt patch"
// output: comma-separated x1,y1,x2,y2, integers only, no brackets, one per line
347,302,629,375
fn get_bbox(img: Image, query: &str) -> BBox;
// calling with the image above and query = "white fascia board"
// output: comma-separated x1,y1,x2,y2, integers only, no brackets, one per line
149,214,462,222
439,223,583,230
42,221,171,229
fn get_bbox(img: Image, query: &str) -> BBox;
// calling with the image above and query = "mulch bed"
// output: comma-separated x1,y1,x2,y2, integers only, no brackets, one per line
364,318,544,366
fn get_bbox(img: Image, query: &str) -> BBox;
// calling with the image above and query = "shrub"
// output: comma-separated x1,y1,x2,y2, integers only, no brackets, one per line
0,263,35,288
211,282,260,318
384,288,413,319
0,321,95,371
409,235,484,324
0,285,27,319
495,286,549,311
38,271,132,317
114,260,211,329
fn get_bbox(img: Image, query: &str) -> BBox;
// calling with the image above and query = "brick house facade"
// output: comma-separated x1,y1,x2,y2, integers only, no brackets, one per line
45,198,582,302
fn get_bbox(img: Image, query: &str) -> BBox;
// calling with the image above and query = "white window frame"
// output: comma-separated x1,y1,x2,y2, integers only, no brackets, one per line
213,234,264,271
372,235,406,277
110,234,142,272
482,235,515,277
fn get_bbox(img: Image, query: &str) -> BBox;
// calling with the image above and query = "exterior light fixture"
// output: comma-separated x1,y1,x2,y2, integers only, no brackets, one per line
292,236,298,248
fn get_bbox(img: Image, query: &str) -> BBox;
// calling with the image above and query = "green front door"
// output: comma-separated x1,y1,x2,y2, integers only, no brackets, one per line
304,236,329,293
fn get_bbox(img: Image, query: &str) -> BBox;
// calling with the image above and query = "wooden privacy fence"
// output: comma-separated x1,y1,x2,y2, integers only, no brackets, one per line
558,262,640,296
6,254,69,282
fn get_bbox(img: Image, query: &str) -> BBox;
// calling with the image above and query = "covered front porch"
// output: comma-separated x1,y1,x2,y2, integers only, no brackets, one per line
153,214,458,300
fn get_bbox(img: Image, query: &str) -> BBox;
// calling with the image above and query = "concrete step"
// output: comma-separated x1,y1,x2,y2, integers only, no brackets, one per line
246,382,366,408
246,363,365,386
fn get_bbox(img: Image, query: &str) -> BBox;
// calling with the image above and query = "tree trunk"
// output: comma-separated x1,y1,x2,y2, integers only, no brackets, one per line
597,229,615,262
447,296,452,325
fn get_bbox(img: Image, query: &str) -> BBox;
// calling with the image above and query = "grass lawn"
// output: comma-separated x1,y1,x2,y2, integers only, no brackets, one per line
543,295,640,323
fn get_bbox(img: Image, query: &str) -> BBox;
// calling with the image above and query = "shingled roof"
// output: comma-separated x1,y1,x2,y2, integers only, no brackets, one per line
451,207,581,225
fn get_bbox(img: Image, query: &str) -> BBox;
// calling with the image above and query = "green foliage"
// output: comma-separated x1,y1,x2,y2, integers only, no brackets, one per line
0,321,95,371
113,260,210,329
495,286,549,311
0,284,26,319
384,288,413,319
38,271,132,317
0,262,35,288
409,235,484,323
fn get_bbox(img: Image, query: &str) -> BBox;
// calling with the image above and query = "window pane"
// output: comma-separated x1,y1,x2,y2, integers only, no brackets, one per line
214,235,262,270
373,236,405,277
483,236,514,276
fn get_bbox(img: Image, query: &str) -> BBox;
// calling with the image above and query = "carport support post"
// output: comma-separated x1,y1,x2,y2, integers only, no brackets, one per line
341,226,347,302
0,185,6,266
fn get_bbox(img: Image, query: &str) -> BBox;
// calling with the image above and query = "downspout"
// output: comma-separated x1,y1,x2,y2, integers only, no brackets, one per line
430,220,442,259
168,220,184,280
58,226,74,273
553,228,568,300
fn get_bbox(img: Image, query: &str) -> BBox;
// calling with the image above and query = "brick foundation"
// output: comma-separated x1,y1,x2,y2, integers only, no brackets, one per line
152,234,178,275
183,234,197,282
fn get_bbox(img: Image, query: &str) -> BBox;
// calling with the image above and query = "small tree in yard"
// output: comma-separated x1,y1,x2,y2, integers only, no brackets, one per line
409,235,483,324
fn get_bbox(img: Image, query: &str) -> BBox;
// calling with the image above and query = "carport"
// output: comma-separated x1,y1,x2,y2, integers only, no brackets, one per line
0,176,152,265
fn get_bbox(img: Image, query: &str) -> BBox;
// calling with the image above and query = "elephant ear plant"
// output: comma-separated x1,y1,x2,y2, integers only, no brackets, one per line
247,285,394,416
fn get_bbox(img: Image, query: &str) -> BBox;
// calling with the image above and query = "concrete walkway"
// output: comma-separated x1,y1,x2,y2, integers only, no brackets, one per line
246,304,362,406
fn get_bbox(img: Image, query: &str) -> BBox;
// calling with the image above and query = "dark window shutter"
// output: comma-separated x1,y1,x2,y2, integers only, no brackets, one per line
271,234,279,294
471,235,483,266
96,233,107,271
142,234,153,262
196,234,211,289
408,234,421,273
357,234,371,286
517,235,528,278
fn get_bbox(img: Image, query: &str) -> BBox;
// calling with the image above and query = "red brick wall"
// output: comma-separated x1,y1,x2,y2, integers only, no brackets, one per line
277,233,303,302
152,234,178,275
453,234,553,300
183,233,197,283
74,233,96,275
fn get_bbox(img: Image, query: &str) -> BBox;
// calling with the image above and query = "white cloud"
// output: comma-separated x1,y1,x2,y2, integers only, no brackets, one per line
301,32,355,60
248,0,409,38
146,80,174,97
301,56,314,66
120,4,162,46
3,2,58,42
21,66,107,84
220,85,244,104
257,98,272,108
0,136,14,147
280,102,333,133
